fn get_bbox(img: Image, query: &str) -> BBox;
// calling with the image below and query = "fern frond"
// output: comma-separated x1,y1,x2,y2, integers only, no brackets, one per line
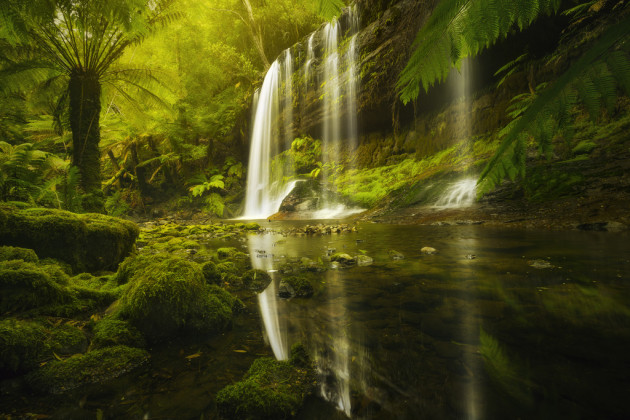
397,0,561,103
318,0,345,21
479,16,630,193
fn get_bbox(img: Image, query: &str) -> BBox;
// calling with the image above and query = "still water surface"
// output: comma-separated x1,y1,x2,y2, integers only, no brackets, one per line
5,222,629,419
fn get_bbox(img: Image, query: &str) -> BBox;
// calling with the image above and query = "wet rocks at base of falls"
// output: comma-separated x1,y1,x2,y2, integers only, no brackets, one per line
271,223,357,236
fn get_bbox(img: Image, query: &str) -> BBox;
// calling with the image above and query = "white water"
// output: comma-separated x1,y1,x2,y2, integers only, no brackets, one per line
243,61,281,219
243,8,363,220
304,33,315,94
283,49,293,150
435,178,477,208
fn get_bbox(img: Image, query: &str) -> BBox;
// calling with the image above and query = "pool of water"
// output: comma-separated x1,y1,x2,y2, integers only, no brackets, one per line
3,222,629,419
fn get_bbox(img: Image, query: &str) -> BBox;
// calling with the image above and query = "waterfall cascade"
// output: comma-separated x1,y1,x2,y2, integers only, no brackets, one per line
242,6,361,219
435,178,477,208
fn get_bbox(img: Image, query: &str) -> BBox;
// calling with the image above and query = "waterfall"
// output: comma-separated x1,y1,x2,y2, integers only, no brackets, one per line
304,33,315,95
435,178,477,208
283,49,293,150
242,6,362,220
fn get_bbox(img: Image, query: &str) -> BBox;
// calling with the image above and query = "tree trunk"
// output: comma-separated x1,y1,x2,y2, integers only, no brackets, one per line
69,72,102,194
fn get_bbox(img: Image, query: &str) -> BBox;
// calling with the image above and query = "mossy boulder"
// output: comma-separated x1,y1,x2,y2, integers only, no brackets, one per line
0,319,86,375
202,261,222,285
0,260,75,314
330,253,355,266
91,318,145,349
216,345,315,420
278,275,314,298
244,222,261,231
242,269,272,292
0,319,47,373
27,345,149,394
114,253,167,285
0,205,139,273
0,246,38,263
119,257,236,342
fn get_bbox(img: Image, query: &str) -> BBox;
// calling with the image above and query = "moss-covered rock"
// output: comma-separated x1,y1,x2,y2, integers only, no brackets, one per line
216,345,315,420
0,205,139,273
0,246,38,263
0,319,47,373
114,253,168,285
0,260,75,314
48,323,87,355
278,275,314,298
27,345,149,394
330,253,355,265
242,269,272,292
201,261,222,285
119,257,235,342
244,222,261,231
217,247,248,260
91,318,145,349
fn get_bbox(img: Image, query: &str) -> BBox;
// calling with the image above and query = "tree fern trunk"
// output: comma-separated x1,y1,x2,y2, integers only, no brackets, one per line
69,72,102,195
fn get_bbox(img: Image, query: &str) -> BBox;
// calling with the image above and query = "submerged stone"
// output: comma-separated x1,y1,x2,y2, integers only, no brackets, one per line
421,246,437,254
242,269,272,292
389,250,405,260
528,259,554,269
331,253,355,265
356,254,374,266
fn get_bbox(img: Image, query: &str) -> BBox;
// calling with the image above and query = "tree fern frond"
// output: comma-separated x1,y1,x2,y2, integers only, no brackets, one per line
397,0,561,104
317,0,345,21
479,15,630,192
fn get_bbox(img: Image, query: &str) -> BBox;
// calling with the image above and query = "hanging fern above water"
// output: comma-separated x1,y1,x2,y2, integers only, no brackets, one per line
477,15,630,196
396,0,562,104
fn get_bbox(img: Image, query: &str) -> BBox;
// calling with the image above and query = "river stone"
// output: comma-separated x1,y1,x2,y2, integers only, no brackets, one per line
388,250,404,260
331,253,355,265
421,247,437,254
528,259,553,269
356,255,374,266
278,280,295,298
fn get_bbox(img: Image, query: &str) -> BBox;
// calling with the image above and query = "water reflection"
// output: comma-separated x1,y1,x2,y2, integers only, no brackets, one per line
244,223,630,419
247,233,288,360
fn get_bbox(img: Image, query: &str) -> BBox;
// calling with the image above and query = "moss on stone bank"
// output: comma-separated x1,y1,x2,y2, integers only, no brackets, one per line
0,205,138,273
27,345,149,394
216,344,315,420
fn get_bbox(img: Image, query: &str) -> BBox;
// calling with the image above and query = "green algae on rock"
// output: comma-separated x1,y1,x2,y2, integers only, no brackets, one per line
216,344,315,420
27,345,149,394
0,205,139,273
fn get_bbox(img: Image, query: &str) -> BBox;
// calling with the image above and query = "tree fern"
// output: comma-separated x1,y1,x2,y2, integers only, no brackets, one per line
478,15,630,195
317,0,345,21
396,0,561,104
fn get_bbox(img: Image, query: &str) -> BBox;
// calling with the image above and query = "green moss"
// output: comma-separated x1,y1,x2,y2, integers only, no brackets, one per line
0,246,38,263
91,318,145,349
119,257,235,342
571,140,597,155
244,222,261,231
0,260,75,314
217,247,245,259
115,253,168,285
202,261,222,285
27,345,149,394
0,205,139,273
281,275,314,298
242,269,272,292
47,323,87,355
216,348,315,420
0,319,47,373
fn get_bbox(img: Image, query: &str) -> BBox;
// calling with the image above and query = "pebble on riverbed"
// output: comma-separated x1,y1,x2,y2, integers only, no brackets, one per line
528,259,554,269
389,250,405,260
421,247,437,254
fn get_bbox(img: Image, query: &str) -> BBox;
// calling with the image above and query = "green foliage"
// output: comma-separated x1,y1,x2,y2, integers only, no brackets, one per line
317,0,346,21
397,0,561,103
105,190,131,217
478,17,630,195
27,345,149,394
